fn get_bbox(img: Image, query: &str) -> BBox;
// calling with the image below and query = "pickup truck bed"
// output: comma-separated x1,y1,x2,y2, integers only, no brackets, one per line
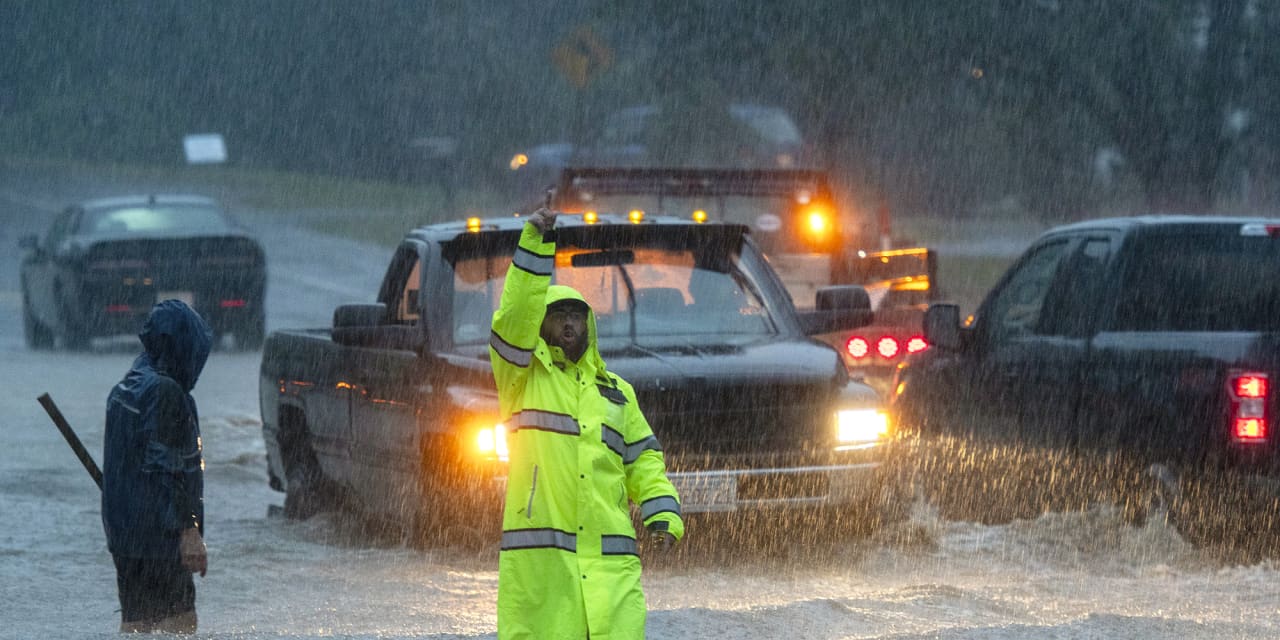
892,216,1280,559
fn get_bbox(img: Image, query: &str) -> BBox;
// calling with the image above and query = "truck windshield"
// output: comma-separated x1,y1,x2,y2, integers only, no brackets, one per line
1112,231,1280,332
451,242,776,346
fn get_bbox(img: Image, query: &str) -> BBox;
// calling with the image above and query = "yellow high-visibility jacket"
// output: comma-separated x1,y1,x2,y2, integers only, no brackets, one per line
489,222,684,640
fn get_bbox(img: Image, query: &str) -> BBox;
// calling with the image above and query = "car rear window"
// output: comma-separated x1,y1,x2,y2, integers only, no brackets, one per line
81,204,230,234
1111,229,1280,332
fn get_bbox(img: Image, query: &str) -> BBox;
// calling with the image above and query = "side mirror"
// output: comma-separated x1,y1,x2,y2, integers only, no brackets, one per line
332,303,425,352
334,303,388,329
18,235,39,252
924,303,961,351
815,285,871,312
799,285,874,335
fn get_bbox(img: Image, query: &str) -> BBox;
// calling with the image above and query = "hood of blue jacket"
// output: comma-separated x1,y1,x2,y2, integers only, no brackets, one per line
138,299,212,392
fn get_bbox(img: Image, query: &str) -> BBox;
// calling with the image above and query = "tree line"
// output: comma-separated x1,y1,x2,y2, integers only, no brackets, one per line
1,0,1275,218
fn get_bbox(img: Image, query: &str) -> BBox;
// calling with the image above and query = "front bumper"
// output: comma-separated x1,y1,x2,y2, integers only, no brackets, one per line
668,460,884,513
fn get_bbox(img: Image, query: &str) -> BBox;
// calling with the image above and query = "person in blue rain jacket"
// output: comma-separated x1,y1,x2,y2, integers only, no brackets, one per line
101,299,212,634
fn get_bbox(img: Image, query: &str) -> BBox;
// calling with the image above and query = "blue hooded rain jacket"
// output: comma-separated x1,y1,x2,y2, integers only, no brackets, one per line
102,299,212,559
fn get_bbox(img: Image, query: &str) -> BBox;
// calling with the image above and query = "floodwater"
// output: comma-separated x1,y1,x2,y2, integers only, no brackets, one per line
1,183,1277,639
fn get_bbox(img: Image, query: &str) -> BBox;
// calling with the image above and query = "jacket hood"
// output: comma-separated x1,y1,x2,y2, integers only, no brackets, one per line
139,299,212,391
544,284,608,376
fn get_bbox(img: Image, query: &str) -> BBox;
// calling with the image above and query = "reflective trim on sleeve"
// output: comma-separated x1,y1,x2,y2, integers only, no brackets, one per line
512,246,554,276
641,495,681,520
623,435,662,464
501,528,577,552
512,410,581,436
601,426,664,464
490,330,532,367
601,424,626,459
601,534,638,556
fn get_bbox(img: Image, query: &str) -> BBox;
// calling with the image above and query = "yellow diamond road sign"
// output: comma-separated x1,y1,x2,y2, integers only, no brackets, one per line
552,26,613,89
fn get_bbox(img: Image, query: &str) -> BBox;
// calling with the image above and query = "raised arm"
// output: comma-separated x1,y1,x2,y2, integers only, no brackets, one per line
489,210,557,417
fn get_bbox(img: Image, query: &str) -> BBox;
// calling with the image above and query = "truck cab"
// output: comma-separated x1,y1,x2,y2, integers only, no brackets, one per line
260,212,903,540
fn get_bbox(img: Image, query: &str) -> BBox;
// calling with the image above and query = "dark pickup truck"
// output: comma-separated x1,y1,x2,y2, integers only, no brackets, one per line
891,216,1280,554
260,212,900,542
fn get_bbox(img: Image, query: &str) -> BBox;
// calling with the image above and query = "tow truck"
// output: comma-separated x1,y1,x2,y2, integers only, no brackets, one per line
550,167,938,396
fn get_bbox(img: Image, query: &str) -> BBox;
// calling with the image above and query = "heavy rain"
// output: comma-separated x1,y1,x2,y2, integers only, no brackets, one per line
3,3,1279,638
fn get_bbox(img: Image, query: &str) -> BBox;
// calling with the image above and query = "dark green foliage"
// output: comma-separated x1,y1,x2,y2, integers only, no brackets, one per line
0,1,1274,215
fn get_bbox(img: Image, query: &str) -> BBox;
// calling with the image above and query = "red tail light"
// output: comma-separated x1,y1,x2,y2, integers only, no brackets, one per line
219,298,247,308
848,335,925,361
1229,371,1269,443
1235,376,1267,398
105,304,132,313
846,337,869,359
876,336,899,359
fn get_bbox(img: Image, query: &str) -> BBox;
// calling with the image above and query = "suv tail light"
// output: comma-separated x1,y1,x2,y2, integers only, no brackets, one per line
1228,371,1269,443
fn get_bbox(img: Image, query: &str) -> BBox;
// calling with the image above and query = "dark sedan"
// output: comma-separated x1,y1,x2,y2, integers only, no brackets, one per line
19,194,266,350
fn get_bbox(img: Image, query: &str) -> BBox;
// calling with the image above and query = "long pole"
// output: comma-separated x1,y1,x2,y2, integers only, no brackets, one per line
37,392,103,491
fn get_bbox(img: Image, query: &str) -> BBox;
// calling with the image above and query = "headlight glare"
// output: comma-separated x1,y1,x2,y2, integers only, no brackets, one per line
476,423,509,462
836,409,888,443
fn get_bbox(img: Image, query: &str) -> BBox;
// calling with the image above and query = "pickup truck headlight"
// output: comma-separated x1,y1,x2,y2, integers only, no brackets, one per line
476,423,509,462
836,408,889,444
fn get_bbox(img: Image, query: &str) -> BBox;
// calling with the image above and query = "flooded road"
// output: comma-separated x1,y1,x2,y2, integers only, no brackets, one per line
1,181,1276,639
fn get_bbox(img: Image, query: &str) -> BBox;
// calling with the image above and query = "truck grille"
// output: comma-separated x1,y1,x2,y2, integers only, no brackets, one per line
635,382,835,470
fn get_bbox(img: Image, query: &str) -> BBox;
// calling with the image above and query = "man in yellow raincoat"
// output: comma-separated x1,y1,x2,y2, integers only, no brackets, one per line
490,207,684,639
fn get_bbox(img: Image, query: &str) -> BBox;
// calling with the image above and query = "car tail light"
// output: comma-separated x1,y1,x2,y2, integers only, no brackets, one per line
846,336,869,359
1228,371,1269,443
906,336,929,354
876,336,899,359
105,304,132,313
219,298,247,308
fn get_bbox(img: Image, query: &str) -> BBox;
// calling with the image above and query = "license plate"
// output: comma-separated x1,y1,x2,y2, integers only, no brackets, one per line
157,290,194,306
737,472,830,500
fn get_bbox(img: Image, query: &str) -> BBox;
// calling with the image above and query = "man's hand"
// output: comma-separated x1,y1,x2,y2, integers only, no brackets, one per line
527,207,557,234
180,527,207,577
646,527,676,554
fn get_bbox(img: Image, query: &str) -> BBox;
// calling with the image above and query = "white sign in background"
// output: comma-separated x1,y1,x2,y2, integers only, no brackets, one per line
183,133,227,164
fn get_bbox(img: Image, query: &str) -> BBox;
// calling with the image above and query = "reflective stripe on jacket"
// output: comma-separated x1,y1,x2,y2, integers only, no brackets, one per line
490,222,683,640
